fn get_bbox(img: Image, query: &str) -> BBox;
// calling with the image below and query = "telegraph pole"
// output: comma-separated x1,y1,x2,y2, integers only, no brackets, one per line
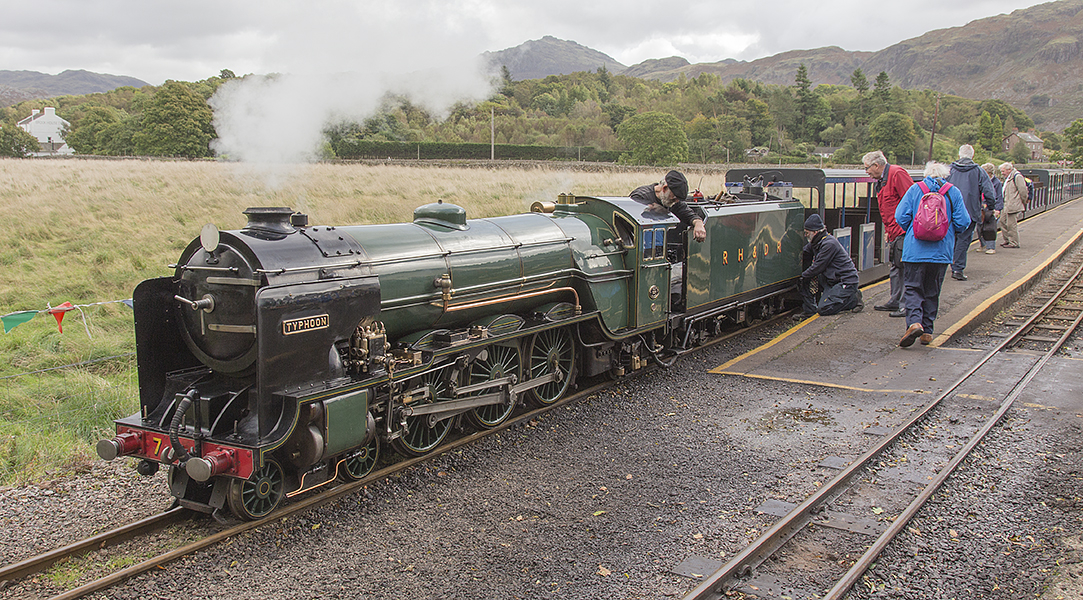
928,93,941,162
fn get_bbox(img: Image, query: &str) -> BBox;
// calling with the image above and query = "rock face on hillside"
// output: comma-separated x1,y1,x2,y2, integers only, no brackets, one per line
483,36,626,81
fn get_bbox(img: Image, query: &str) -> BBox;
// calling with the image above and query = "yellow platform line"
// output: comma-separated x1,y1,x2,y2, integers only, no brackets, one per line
709,370,929,395
709,278,889,374
708,314,819,373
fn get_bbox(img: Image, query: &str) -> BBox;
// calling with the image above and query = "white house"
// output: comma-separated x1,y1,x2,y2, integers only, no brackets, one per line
17,107,74,155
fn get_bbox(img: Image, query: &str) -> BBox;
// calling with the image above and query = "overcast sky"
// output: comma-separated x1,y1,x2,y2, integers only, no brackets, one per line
1,0,1045,171
1,0,1045,85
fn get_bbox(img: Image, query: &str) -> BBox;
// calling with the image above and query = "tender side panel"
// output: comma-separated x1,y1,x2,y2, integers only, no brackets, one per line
686,202,804,310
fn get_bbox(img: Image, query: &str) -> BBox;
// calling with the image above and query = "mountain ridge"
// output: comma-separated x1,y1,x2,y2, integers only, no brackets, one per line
489,0,1083,130
0,69,149,101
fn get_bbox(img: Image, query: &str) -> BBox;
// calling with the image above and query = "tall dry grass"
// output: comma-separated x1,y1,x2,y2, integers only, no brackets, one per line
0,157,718,482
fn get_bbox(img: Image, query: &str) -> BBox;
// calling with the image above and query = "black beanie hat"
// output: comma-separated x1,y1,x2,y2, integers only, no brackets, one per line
665,170,688,201
804,213,825,231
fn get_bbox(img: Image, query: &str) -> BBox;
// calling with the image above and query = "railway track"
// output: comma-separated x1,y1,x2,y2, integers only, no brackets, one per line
0,312,791,600
680,257,1083,600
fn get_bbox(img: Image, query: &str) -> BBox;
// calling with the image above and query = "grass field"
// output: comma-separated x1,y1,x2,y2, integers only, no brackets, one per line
0,157,727,484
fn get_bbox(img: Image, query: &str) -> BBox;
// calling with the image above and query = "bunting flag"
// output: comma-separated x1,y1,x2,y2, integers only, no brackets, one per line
48,302,75,333
2,311,37,333
1,298,133,336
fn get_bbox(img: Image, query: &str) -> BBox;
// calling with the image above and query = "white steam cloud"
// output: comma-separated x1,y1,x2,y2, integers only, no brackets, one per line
207,3,496,183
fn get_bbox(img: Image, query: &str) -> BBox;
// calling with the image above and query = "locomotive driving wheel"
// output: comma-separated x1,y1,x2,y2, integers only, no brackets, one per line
391,366,454,457
526,327,576,407
227,458,284,520
340,436,380,482
465,343,522,429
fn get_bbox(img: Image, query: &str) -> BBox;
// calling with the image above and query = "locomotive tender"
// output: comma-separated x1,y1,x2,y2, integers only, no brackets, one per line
98,187,804,520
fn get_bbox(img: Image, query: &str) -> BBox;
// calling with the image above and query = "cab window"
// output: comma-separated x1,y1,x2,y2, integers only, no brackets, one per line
641,227,667,261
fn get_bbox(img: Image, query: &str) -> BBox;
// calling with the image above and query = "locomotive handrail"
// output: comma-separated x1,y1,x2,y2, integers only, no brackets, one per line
169,264,240,273
256,260,362,275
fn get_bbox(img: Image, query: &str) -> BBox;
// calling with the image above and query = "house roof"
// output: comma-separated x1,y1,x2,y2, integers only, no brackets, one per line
1016,132,1043,144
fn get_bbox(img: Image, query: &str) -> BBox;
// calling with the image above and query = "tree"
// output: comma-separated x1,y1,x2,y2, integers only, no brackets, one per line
134,81,215,157
872,71,891,116
850,69,869,95
868,112,917,163
978,111,995,150
1010,139,1030,164
1064,118,1083,163
602,104,636,132
793,64,817,141
616,111,688,166
991,114,1004,151
0,125,40,157
64,106,121,154
850,68,869,124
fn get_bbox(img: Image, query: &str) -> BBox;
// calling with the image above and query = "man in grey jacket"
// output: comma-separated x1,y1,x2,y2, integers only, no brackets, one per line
946,145,995,281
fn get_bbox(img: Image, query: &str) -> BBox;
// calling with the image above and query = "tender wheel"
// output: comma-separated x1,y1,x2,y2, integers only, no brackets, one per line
227,458,284,520
526,327,576,407
340,436,379,482
465,344,522,430
391,367,454,457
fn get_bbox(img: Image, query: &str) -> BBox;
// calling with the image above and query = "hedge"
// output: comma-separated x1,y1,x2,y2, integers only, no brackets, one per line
331,139,620,163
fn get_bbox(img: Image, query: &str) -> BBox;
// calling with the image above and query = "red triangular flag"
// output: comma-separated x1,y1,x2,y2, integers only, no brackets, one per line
49,302,74,333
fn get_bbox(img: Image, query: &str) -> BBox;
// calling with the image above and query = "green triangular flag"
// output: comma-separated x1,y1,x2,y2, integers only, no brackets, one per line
2,311,38,333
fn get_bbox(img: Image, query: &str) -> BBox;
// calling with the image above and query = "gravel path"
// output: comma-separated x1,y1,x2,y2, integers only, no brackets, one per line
1,315,1080,599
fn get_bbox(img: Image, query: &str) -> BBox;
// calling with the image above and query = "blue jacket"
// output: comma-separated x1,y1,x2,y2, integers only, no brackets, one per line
989,176,1004,211
947,158,994,221
896,177,971,264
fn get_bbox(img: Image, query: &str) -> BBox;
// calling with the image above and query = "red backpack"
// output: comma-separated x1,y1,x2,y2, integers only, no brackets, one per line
913,181,953,241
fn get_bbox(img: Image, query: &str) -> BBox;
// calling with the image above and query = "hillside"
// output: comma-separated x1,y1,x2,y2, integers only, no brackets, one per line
0,69,149,104
620,0,1083,131
483,36,626,81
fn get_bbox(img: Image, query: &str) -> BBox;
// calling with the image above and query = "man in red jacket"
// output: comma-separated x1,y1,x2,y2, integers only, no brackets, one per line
863,150,912,318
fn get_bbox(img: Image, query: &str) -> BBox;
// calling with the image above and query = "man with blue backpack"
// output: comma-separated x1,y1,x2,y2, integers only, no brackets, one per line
895,162,971,347
946,144,995,281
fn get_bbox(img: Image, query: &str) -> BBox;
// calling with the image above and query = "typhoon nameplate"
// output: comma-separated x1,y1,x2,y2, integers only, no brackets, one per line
282,314,329,335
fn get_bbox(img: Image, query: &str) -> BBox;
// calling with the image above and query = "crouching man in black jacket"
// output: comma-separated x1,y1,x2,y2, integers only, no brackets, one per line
796,213,864,319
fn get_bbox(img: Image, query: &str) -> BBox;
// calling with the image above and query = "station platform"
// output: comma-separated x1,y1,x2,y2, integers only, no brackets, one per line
710,198,1083,405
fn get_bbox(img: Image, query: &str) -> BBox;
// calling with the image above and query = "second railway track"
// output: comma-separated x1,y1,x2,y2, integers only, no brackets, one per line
681,253,1083,600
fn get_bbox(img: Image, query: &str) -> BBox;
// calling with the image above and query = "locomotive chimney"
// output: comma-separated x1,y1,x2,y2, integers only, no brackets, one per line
242,207,296,234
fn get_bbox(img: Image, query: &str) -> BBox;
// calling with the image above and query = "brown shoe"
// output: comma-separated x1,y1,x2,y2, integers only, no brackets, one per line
920,333,933,345
900,323,923,347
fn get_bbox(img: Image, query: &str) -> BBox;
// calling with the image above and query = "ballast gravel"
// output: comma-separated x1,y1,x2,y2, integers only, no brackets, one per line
0,317,1080,599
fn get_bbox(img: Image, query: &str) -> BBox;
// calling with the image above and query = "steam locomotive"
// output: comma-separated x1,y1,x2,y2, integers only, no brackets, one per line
98,183,803,520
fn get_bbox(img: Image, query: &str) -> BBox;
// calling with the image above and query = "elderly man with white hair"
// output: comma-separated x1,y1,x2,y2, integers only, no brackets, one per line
946,144,995,281
863,150,912,317
894,161,971,347
998,162,1028,248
